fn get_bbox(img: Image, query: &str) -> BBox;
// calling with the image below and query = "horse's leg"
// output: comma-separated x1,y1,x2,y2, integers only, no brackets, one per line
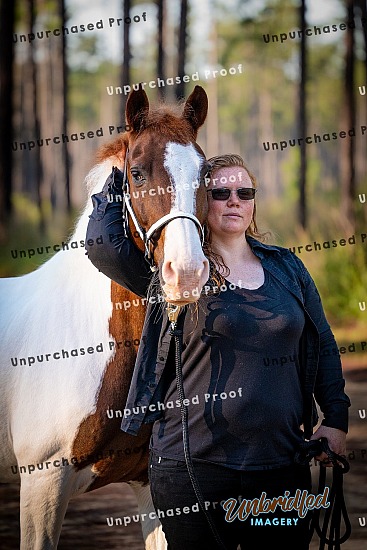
128,481,168,550
19,468,93,550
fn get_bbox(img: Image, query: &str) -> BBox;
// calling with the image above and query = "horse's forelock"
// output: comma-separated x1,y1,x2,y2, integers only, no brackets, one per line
142,105,196,143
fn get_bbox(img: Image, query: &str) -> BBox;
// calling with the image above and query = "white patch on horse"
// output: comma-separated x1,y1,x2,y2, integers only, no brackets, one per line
129,481,168,550
163,142,202,214
0,161,116,480
161,142,207,299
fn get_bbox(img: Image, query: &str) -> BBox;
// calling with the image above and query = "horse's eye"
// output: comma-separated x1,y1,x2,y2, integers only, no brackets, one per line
130,171,145,185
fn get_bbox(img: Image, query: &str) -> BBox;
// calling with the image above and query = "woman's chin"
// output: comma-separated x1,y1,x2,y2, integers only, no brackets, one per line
213,224,248,238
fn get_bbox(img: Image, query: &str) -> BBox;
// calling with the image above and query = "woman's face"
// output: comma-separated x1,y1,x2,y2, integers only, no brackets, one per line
206,166,255,240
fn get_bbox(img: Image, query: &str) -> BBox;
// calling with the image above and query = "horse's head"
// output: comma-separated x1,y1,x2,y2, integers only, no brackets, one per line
100,85,211,306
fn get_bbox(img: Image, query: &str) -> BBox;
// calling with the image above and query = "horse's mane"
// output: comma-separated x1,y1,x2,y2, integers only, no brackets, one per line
137,103,196,142
84,160,113,197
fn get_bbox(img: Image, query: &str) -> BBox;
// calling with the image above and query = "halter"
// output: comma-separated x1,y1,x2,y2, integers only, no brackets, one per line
120,149,205,271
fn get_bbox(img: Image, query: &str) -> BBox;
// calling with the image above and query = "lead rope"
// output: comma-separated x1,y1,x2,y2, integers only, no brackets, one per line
167,304,227,550
294,438,351,549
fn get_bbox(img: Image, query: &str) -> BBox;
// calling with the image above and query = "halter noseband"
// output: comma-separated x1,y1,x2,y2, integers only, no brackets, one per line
120,149,205,271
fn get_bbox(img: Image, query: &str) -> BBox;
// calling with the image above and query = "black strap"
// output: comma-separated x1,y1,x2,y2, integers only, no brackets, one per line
294,438,351,549
170,320,227,550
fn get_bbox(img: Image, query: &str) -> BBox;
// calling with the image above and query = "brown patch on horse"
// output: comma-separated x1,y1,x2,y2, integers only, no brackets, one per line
71,281,151,489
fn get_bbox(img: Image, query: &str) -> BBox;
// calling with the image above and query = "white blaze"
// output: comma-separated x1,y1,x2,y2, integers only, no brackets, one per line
164,142,202,213
162,142,208,300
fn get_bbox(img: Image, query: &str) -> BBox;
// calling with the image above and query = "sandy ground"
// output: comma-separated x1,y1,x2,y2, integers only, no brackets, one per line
0,365,365,550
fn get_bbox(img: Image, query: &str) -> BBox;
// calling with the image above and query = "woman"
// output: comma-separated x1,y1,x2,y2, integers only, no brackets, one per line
85,154,350,550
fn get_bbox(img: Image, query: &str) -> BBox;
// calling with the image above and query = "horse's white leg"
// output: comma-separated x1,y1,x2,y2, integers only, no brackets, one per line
128,481,168,550
19,469,93,550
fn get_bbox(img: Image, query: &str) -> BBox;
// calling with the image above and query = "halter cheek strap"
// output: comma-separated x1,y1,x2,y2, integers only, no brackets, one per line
120,149,205,271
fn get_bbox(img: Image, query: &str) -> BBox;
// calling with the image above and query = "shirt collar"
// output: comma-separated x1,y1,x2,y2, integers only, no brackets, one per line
246,235,284,256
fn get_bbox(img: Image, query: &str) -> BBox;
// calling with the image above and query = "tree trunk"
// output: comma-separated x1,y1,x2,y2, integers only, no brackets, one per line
357,0,367,80
355,0,366,203
120,0,131,121
340,0,355,229
38,19,55,214
299,0,307,230
60,0,71,212
206,20,219,158
156,0,166,100
259,90,276,199
0,0,15,239
29,0,46,232
175,0,188,100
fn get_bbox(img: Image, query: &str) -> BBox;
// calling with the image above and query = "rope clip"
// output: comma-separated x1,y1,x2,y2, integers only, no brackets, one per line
166,303,181,330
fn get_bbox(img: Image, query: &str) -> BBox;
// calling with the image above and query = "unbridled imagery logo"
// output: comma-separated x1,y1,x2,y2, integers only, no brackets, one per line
222,488,330,526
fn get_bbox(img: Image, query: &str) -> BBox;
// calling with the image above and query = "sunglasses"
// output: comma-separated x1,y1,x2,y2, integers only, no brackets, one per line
206,188,257,201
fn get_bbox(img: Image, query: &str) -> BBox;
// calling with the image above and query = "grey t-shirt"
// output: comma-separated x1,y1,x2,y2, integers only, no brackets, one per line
151,268,306,470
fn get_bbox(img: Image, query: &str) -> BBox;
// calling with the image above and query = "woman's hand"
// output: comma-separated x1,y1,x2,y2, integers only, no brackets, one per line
310,425,347,467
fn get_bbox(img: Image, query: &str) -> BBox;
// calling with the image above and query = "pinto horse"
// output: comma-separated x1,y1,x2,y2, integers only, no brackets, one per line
0,85,209,549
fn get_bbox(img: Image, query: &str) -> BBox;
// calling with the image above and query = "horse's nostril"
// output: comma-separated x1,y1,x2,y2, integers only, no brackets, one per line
162,260,173,275
197,260,209,279
162,260,179,286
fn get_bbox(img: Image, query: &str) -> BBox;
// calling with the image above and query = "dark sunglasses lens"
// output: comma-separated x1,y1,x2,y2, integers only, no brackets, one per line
238,188,256,200
211,189,230,200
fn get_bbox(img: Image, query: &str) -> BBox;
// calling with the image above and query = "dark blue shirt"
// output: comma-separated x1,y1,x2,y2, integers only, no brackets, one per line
152,270,306,469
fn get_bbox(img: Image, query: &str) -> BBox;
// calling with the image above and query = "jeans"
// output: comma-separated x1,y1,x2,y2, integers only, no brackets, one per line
148,450,312,550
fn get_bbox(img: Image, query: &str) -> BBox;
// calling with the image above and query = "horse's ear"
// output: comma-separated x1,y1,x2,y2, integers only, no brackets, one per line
182,86,208,133
125,85,149,132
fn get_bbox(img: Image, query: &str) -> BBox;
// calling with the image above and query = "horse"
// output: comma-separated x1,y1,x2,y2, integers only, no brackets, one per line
0,85,209,549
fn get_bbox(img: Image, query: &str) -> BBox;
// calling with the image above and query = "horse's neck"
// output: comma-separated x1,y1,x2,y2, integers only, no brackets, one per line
36,160,114,291
85,158,119,198
74,158,115,240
